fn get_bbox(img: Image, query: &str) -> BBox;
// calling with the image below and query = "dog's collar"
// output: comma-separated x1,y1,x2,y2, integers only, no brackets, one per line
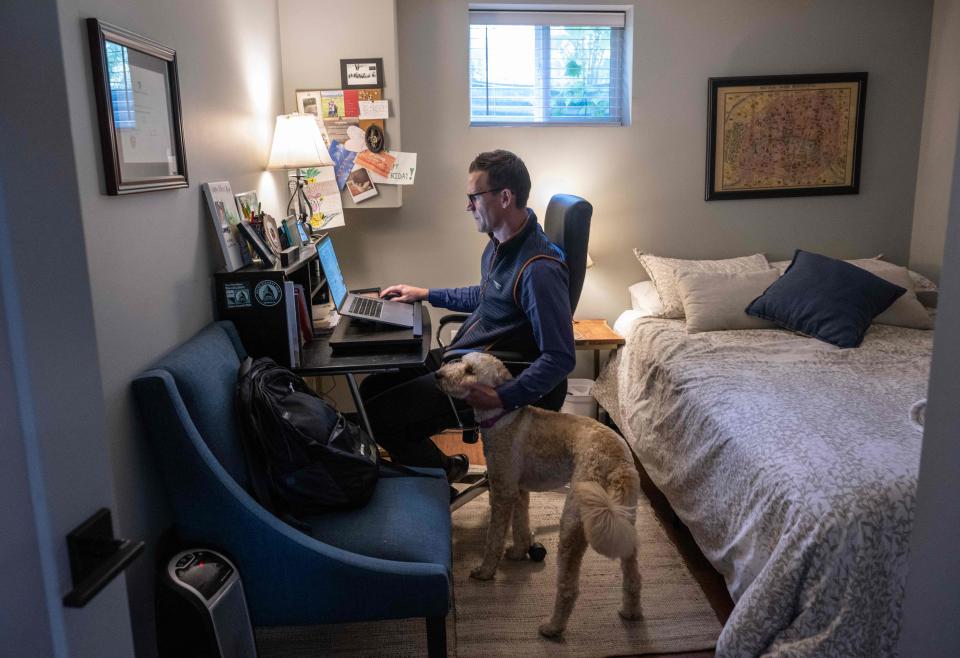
478,409,512,428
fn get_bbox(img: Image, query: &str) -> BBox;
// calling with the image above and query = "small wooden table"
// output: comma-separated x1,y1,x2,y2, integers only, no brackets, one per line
573,319,625,378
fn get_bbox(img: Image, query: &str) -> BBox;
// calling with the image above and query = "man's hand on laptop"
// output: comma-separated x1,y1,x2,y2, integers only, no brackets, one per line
380,284,428,302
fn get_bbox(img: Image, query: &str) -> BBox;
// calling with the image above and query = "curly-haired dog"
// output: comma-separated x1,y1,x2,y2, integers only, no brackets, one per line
436,352,642,638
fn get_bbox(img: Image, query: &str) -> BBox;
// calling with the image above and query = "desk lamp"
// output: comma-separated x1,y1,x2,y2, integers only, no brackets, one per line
266,113,333,225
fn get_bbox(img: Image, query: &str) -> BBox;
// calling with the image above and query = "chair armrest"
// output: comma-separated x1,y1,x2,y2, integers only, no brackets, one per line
437,313,469,348
441,347,529,365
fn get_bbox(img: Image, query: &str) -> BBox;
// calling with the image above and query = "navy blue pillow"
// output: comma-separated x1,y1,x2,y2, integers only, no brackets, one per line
745,250,906,348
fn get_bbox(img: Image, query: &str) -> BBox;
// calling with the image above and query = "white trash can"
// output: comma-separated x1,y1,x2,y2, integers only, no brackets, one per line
561,378,598,418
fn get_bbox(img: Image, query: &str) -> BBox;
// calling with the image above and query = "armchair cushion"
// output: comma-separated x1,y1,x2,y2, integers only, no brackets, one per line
306,470,451,567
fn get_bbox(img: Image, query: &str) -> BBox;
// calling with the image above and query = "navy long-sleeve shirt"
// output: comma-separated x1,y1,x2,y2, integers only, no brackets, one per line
428,258,576,410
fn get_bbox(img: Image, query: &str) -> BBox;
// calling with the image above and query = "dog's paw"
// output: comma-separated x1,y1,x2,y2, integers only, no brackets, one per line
505,545,528,560
538,621,565,638
470,565,496,581
618,607,643,621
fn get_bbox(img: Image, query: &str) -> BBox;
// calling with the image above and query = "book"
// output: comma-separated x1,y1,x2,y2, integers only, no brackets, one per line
293,284,313,343
284,281,299,367
202,182,251,272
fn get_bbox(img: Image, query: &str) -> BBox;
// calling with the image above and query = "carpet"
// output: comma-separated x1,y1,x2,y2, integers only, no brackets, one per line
257,491,722,657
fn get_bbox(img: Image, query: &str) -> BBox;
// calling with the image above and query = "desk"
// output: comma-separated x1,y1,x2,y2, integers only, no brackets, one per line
573,319,625,379
295,312,433,439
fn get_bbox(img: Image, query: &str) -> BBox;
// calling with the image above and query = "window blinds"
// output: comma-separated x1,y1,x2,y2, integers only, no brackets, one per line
469,9,627,125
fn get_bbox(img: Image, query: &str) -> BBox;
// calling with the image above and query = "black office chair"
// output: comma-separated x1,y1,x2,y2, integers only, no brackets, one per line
440,194,593,524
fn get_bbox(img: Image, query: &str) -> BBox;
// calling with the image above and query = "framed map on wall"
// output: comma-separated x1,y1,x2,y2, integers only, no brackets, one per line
706,72,868,200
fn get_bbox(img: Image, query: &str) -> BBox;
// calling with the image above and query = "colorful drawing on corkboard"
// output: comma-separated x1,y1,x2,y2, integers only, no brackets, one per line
706,73,867,200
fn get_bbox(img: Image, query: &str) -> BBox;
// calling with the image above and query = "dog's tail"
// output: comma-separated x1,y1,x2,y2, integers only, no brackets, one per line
573,465,639,559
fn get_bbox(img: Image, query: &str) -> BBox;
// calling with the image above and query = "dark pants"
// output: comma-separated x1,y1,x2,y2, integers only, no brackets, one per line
359,349,566,469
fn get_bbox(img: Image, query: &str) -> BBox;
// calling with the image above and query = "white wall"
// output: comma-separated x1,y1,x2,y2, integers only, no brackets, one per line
325,0,933,330
909,0,960,283
54,0,286,654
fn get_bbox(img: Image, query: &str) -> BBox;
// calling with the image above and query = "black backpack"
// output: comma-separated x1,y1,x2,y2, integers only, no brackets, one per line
236,357,383,515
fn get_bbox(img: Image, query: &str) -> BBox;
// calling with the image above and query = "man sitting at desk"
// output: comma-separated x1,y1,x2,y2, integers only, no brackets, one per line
359,149,575,483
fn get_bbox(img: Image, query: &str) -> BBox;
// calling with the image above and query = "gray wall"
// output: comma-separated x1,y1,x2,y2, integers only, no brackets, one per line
55,0,286,654
910,0,960,283
326,0,933,327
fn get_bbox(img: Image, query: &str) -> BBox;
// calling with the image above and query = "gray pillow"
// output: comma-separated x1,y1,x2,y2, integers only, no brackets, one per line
676,269,779,333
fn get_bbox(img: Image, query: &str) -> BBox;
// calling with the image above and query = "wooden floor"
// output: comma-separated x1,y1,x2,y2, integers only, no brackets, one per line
432,430,733,658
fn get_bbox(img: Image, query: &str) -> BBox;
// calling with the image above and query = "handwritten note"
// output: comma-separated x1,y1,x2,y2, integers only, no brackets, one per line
358,100,389,120
362,151,417,186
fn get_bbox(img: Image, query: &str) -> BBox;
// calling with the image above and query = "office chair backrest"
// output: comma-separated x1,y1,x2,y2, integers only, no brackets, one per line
544,194,592,314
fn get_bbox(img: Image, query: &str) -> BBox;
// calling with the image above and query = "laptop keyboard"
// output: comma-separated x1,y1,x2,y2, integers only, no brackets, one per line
349,296,384,318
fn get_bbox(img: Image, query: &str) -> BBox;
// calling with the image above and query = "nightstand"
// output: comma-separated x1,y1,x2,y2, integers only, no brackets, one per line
573,319,625,378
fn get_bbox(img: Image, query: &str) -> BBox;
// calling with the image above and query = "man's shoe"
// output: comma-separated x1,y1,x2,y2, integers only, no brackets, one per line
444,454,469,483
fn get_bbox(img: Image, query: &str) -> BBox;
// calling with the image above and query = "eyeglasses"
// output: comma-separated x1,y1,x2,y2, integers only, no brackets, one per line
466,188,505,204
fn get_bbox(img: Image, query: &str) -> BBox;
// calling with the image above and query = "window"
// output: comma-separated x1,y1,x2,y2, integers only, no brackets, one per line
469,8,628,126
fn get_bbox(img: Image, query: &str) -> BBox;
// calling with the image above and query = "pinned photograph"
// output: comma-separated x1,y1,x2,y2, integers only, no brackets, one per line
346,168,378,203
296,89,323,117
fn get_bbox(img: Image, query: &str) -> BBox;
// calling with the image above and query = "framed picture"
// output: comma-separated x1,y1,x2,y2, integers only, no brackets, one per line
340,58,383,90
86,19,188,195
234,190,259,221
706,72,868,201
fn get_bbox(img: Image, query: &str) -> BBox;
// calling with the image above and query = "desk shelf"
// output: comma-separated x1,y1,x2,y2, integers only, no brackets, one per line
214,246,324,368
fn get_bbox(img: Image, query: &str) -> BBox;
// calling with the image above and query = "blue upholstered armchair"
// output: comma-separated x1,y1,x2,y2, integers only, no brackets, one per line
133,321,452,656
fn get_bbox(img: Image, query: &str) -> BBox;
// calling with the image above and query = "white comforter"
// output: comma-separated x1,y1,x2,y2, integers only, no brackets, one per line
593,317,932,657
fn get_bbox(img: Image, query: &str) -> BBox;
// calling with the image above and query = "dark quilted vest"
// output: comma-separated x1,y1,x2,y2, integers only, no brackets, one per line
448,210,567,356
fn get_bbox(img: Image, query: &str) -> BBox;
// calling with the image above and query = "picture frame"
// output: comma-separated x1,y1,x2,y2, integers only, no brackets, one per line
706,72,868,201
340,58,384,90
237,221,275,266
86,18,189,195
282,216,302,248
234,190,259,221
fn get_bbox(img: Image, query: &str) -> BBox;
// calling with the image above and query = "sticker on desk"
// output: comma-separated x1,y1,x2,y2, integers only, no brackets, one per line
254,280,283,307
224,282,252,308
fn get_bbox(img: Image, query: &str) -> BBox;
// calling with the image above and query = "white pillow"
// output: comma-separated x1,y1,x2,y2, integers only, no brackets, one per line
676,270,779,333
633,250,770,319
627,281,664,316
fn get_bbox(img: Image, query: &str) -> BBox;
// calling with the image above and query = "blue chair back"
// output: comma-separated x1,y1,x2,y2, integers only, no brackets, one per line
144,321,250,489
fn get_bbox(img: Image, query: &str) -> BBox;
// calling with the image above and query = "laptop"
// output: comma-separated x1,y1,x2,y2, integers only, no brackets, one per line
316,235,416,329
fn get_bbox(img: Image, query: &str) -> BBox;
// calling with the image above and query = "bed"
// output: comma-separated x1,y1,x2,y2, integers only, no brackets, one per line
593,312,931,656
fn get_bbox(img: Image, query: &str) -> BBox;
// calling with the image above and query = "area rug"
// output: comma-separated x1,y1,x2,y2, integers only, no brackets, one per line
256,491,722,657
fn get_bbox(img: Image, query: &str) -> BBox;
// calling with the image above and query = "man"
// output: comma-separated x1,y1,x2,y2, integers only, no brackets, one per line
359,149,576,484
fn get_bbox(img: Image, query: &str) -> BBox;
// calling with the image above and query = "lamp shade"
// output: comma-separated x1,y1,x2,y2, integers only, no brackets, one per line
266,114,333,169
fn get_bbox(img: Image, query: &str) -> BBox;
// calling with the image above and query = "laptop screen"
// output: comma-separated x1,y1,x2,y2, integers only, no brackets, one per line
316,237,348,310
